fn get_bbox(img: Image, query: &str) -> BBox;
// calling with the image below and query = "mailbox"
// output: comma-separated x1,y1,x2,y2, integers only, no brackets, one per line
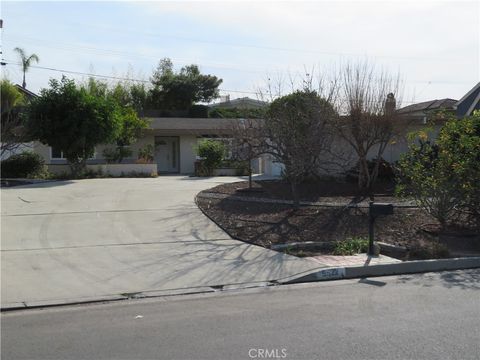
370,202,394,216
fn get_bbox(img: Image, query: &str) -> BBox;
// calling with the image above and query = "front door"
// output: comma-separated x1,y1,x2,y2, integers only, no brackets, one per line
155,136,179,173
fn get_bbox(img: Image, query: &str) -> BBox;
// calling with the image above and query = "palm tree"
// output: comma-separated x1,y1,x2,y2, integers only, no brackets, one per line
14,47,39,89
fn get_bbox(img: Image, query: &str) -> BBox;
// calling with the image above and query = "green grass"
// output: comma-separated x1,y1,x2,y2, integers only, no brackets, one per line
333,237,369,255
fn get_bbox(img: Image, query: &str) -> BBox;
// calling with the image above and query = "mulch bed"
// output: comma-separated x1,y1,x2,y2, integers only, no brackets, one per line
197,180,480,260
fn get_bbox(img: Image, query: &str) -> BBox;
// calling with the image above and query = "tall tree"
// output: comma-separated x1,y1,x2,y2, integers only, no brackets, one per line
148,58,222,110
81,77,148,163
27,77,122,175
334,61,402,194
14,47,39,89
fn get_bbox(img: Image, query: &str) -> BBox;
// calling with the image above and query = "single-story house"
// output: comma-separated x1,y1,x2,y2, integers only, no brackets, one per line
19,82,480,177
33,117,263,176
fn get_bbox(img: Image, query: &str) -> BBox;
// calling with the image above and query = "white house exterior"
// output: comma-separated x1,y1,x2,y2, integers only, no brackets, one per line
33,117,261,176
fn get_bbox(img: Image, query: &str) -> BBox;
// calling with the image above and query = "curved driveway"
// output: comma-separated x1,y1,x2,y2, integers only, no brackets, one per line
1,177,322,307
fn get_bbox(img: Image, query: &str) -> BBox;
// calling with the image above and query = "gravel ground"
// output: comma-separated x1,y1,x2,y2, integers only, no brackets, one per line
197,180,480,259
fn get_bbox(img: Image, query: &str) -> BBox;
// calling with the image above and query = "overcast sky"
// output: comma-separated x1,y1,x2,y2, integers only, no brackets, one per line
1,1,479,106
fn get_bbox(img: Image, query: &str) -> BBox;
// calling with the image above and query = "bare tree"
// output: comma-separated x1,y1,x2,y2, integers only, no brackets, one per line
14,48,39,89
257,65,341,105
334,61,403,194
227,118,267,189
264,90,337,208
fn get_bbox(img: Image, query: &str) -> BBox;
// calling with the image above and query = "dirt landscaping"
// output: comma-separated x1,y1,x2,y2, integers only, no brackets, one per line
196,180,480,260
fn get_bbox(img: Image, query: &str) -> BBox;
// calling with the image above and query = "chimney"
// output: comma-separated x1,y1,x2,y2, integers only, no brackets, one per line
385,93,396,116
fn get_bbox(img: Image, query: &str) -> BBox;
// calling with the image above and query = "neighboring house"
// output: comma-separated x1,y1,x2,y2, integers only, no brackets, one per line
455,82,480,117
209,96,268,109
396,98,457,124
0,84,38,160
14,84,38,101
397,82,480,121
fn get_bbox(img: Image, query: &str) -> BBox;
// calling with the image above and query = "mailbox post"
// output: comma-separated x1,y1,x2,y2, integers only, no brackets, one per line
368,202,394,256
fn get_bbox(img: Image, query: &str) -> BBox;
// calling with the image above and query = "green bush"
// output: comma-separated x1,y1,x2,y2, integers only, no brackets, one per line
346,158,395,183
137,144,154,164
195,139,225,176
1,152,46,178
397,112,480,228
333,237,369,255
102,146,133,163
188,105,209,118
209,107,266,119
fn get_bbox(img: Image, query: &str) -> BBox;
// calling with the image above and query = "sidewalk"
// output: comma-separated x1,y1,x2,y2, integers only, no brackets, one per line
307,254,401,267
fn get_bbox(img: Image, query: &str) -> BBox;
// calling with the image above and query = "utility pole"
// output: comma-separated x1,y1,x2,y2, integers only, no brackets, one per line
0,19,6,66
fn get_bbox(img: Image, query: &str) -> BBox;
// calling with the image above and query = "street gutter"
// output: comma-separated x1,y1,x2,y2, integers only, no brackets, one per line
2,257,479,312
279,256,480,284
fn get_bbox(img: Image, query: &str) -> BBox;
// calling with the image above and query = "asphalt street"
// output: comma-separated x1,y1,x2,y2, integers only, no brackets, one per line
2,269,479,360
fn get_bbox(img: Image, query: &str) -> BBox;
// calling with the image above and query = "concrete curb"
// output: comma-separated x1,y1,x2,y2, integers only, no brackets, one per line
280,256,480,284
197,191,418,208
3,259,479,311
1,294,129,312
1,283,276,312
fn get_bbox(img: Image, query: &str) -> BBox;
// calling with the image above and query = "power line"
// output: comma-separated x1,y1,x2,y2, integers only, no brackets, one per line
2,60,260,95
2,60,469,103
53,21,473,63
3,35,268,74
5,33,474,81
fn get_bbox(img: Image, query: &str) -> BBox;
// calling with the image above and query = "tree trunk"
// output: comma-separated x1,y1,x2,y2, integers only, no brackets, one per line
248,157,253,189
368,158,382,200
69,158,87,178
358,157,370,194
291,180,300,209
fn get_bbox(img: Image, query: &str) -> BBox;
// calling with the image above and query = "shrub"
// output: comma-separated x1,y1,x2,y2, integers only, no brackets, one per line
346,158,395,183
188,105,209,118
209,107,266,119
137,144,154,164
103,147,133,163
333,237,369,255
1,152,46,178
397,113,480,228
195,139,225,176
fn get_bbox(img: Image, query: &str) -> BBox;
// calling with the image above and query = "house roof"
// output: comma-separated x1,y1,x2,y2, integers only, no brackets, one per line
397,98,457,115
148,117,250,134
209,97,268,109
14,84,38,99
455,82,480,117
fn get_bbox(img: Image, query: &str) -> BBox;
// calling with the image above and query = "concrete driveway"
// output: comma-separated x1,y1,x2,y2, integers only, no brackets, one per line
1,176,323,307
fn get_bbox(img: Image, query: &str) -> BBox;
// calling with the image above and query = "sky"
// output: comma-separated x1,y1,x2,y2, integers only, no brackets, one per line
1,0,479,106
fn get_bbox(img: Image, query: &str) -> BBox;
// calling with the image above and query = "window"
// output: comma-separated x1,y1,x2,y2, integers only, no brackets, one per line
51,147,65,160
50,147,96,160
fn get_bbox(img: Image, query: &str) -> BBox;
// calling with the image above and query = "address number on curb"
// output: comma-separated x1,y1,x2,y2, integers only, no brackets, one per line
314,267,346,280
